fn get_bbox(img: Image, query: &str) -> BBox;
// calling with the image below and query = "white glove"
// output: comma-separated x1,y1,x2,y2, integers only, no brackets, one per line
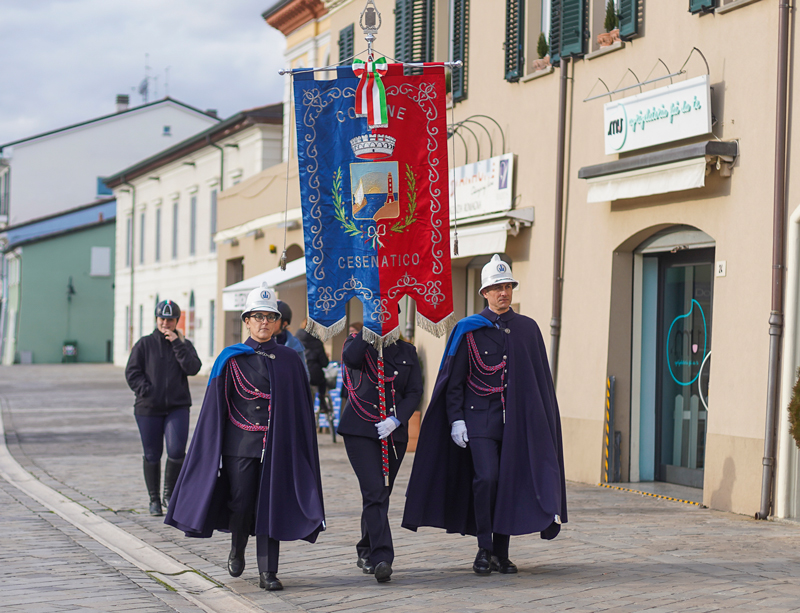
375,417,399,440
450,420,469,448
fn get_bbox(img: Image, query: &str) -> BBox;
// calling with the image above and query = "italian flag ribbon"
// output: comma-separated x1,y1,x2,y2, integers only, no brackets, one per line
352,57,389,129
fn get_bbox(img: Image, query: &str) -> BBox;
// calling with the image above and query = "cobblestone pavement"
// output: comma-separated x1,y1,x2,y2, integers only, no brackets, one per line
3,364,800,612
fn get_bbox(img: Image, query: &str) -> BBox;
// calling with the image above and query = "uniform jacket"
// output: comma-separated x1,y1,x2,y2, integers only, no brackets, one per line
337,332,423,443
164,336,325,542
402,308,567,540
445,317,508,440
221,352,271,458
296,328,330,387
125,329,202,416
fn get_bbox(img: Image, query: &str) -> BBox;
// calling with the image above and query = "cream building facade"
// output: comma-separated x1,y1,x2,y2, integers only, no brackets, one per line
106,105,282,370
238,0,800,519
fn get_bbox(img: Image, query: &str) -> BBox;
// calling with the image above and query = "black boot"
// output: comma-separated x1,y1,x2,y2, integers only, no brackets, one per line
143,458,162,516
228,532,248,577
259,572,283,591
163,457,183,510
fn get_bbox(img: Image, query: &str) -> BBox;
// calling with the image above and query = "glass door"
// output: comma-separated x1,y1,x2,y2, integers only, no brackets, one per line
656,248,714,488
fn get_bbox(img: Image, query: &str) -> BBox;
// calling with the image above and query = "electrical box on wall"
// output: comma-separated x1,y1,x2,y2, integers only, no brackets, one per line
716,261,727,277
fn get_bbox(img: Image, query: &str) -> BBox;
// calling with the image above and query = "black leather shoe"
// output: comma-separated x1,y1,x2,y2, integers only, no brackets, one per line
491,555,518,574
148,500,163,516
374,561,392,583
259,572,283,591
473,548,492,575
357,556,375,574
227,550,245,577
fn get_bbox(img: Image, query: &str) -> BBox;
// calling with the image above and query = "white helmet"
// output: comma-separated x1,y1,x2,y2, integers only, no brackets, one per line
241,282,281,322
479,254,519,294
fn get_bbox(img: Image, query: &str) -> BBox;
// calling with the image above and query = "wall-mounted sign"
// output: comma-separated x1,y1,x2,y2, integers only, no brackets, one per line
449,153,514,220
604,75,712,155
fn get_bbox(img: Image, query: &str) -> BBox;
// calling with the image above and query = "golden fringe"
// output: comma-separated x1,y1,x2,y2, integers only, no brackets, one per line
415,311,456,338
305,316,347,342
361,325,401,350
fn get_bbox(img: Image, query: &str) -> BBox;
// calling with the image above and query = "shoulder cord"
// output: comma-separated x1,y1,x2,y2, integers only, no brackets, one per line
342,339,398,424
465,331,507,420
225,358,272,462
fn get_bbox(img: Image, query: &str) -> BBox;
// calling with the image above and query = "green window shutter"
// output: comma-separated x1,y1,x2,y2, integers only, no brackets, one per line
549,0,561,64
560,0,588,58
689,0,715,13
618,0,638,38
504,0,525,82
395,0,434,64
452,0,469,101
338,24,355,63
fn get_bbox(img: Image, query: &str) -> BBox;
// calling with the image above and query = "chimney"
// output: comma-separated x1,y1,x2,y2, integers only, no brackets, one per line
206,109,218,118
116,94,130,113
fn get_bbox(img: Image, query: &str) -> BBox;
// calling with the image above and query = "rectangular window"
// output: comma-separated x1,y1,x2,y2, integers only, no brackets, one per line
618,0,639,37
90,246,111,276
155,208,161,262
125,217,132,267
172,201,179,260
139,211,145,264
209,299,216,356
338,24,355,62
451,0,469,101
189,195,197,256
395,0,436,73
689,0,714,12
210,189,217,253
550,0,561,64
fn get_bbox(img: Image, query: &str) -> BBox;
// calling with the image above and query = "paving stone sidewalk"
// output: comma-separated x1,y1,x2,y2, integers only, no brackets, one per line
3,364,800,612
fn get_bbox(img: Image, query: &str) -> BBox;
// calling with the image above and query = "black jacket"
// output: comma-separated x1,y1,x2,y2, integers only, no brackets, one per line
125,329,202,416
337,332,422,443
296,328,330,387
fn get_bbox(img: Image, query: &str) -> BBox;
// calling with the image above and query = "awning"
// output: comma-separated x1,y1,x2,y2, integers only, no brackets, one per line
578,140,738,203
222,258,306,311
586,157,707,203
450,221,514,259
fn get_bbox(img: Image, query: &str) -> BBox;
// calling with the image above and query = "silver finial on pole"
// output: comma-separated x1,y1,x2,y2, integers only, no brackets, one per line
360,0,382,59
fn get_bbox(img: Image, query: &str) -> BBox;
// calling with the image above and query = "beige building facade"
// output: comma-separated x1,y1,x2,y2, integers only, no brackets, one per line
234,0,800,518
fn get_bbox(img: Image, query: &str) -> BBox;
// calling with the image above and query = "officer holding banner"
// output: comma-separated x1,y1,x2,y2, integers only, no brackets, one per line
338,329,422,583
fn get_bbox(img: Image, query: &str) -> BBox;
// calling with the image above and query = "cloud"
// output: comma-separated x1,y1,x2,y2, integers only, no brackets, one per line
0,0,287,143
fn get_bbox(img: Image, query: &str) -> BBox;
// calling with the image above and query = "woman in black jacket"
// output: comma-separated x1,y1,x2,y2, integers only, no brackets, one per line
125,300,202,516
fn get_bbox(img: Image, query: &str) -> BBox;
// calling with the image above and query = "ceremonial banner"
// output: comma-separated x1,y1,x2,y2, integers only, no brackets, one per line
293,64,454,346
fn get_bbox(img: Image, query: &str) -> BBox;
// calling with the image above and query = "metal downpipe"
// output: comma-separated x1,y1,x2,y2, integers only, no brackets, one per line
757,0,791,520
550,57,570,385
122,178,136,353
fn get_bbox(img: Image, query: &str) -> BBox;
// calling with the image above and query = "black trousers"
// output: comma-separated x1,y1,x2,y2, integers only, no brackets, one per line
224,455,280,573
343,435,407,565
469,437,510,558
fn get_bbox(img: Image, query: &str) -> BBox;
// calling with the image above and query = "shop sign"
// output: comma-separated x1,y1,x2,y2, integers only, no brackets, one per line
604,75,712,155
449,153,514,220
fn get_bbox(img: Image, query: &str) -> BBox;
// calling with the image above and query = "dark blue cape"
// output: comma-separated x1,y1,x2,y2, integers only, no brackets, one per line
164,341,325,542
402,311,567,540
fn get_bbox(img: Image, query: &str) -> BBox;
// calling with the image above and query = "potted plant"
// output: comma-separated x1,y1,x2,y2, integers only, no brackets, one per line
531,32,550,72
598,0,620,47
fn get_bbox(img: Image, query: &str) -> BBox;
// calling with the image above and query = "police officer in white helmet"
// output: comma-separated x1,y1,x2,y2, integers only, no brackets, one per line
403,255,567,576
165,283,325,591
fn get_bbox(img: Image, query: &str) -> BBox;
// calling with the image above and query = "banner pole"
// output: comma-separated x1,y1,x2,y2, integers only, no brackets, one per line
377,344,389,487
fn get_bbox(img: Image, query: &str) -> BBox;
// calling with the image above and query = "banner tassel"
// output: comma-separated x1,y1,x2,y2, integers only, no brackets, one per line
305,316,347,342
416,311,456,338
361,325,401,349
453,235,459,256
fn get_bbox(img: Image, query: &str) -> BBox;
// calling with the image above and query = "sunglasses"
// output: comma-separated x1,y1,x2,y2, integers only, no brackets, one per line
248,312,280,323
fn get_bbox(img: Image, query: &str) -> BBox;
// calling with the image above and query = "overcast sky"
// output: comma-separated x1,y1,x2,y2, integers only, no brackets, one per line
0,0,287,144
